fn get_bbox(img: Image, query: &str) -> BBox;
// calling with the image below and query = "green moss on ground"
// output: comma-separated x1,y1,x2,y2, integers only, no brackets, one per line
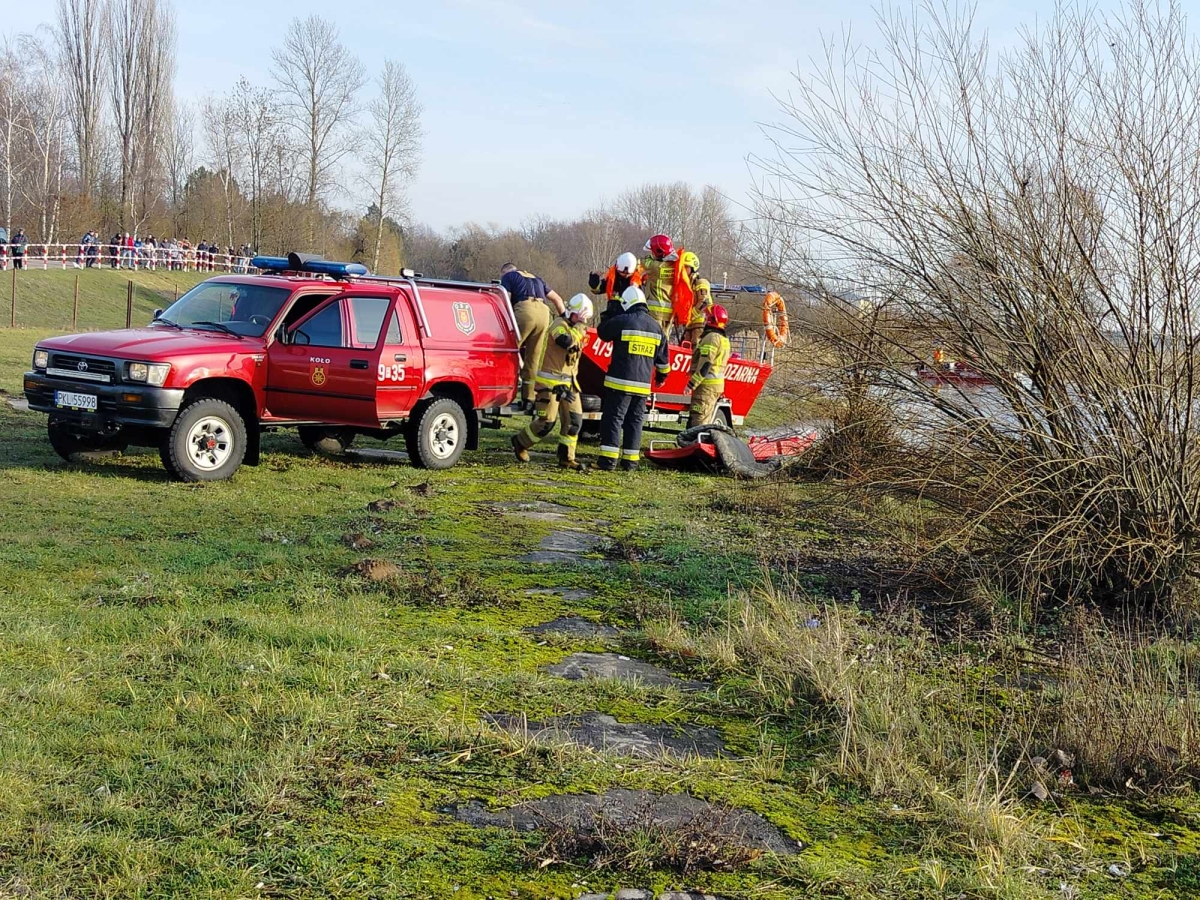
0,326,1198,898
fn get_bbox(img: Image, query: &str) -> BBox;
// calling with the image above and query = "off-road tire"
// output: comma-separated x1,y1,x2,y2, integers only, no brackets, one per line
160,398,247,482
298,426,356,456
410,398,468,470
47,418,128,461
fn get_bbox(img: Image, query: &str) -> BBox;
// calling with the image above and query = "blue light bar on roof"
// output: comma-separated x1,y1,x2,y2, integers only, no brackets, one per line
305,259,369,278
712,284,767,293
250,253,368,278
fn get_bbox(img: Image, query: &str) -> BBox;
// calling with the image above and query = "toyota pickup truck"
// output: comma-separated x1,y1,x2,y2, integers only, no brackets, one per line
23,255,520,480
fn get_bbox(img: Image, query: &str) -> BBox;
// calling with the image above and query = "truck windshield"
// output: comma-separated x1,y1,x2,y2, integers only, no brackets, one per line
157,282,291,337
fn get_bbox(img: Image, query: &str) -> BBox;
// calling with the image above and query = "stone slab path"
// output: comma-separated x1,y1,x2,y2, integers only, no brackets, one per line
486,712,724,759
546,652,710,692
448,788,800,856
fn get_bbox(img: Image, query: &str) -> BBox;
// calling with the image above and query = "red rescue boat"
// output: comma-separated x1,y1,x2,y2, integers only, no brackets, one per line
916,362,994,386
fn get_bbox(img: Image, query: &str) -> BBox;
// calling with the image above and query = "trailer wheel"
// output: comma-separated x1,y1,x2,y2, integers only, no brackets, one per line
410,398,467,470
47,419,128,461
160,398,246,482
298,426,356,456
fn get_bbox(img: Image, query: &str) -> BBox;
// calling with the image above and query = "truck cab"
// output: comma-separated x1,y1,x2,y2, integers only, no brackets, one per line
23,255,520,480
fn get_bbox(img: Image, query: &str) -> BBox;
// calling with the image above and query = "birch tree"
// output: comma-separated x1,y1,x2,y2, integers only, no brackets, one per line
358,59,421,271
202,93,242,249
270,16,365,243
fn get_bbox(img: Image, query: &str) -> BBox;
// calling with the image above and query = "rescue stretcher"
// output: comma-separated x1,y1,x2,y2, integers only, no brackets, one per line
646,427,818,476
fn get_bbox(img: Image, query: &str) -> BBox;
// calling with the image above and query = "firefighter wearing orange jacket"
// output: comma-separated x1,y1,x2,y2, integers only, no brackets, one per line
687,305,732,428
589,252,643,323
512,293,594,470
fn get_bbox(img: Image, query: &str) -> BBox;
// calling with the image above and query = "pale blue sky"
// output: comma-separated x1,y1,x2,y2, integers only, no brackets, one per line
7,0,1125,231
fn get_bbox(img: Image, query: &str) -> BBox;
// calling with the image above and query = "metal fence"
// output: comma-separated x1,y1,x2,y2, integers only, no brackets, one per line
0,242,257,274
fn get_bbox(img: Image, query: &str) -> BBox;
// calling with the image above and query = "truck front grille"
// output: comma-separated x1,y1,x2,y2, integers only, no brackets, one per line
46,354,118,384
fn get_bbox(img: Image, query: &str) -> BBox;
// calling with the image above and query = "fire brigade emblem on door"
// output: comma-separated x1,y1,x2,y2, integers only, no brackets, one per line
311,365,327,386
453,302,476,335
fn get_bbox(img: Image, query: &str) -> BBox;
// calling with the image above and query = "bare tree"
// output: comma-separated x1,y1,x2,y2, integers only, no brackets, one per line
358,59,421,272
0,41,23,235
55,0,106,197
106,0,174,230
579,208,623,272
232,78,280,252
133,0,175,231
15,33,68,242
163,98,193,236
271,15,366,244
202,93,242,249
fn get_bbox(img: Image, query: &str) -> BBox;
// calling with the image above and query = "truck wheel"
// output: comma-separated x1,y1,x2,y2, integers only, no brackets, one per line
47,419,128,461
298,426,356,456
160,398,247,482
410,398,467,470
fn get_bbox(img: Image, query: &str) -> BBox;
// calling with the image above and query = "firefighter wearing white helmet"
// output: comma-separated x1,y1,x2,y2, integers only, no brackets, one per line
593,285,670,471
589,251,644,323
512,292,594,470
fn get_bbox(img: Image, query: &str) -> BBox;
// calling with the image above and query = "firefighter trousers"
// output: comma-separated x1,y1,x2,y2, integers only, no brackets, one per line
647,305,673,332
688,382,724,429
598,389,647,466
514,300,551,402
516,387,584,459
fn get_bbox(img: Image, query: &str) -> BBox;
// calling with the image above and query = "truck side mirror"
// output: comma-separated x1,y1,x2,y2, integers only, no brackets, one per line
152,308,163,321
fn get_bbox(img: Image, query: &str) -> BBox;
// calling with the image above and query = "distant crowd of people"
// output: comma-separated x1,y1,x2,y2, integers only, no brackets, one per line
0,228,256,273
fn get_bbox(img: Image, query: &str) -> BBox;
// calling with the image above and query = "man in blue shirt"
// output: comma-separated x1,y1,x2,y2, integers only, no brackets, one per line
500,263,566,406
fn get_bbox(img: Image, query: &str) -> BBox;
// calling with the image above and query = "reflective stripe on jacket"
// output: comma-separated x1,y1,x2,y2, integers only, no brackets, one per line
640,256,676,317
534,316,588,388
690,329,731,388
597,305,670,395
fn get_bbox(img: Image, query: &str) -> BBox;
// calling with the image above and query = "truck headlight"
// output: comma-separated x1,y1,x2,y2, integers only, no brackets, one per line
127,362,171,386
33,349,48,369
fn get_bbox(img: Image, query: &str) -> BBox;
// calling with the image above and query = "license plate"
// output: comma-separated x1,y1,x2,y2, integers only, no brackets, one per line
55,390,98,411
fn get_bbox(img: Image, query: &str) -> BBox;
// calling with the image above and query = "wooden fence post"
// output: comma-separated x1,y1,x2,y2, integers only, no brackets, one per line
73,274,80,330
9,268,14,328
126,280,133,328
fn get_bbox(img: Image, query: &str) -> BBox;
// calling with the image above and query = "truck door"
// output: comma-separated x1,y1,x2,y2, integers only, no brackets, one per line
374,298,425,423
266,295,391,424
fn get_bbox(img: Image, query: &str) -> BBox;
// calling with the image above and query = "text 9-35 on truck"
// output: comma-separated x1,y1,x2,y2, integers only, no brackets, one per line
22,254,521,481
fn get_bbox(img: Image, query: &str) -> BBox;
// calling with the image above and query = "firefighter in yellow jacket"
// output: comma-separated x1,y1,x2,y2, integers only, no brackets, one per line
512,293,594,469
640,233,679,330
687,304,732,428
683,276,713,348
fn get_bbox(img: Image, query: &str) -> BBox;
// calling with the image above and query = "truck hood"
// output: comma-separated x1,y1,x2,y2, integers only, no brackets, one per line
37,327,261,360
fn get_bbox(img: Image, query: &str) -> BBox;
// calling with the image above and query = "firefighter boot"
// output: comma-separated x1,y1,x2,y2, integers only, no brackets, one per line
511,435,530,463
620,459,639,472
557,444,584,471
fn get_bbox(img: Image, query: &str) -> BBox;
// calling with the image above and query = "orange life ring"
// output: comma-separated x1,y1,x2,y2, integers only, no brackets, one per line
763,291,789,347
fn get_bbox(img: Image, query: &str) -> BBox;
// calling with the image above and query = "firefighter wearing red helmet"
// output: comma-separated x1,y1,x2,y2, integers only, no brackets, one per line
687,304,732,428
640,233,681,330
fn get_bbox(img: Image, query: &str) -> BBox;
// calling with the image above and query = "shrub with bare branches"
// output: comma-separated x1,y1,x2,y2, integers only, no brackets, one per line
756,0,1200,607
